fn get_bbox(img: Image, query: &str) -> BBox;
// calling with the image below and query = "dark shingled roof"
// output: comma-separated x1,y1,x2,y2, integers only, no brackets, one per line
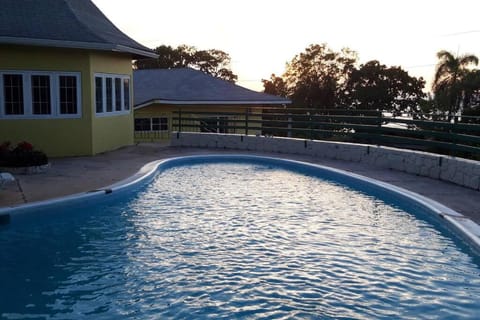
134,68,291,107
0,0,157,58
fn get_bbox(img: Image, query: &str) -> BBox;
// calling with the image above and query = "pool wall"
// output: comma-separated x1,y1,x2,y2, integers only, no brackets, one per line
170,132,480,191
1,154,479,254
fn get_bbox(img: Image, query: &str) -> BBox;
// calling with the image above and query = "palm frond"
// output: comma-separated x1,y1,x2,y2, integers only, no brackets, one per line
458,54,479,67
436,50,455,62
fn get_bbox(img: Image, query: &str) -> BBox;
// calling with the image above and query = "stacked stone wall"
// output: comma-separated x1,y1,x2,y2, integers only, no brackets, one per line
171,133,480,191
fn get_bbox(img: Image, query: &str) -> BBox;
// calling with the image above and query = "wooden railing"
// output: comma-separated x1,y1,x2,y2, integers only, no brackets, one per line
172,108,480,159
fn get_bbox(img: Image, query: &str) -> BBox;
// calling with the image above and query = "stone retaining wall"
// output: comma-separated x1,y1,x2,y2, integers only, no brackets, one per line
171,132,480,191
0,163,50,175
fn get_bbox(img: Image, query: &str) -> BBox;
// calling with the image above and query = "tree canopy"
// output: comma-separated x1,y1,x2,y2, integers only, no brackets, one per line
135,45,238,83
262,74,288,97
461,69,480,110
263,44,425,114
342,60,426,115
432,50,479,116
280,44,357,107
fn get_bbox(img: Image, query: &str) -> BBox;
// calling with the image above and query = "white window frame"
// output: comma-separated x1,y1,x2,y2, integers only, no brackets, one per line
31,74,53,116
0,71,27,117
94,73,131,117
152,117,169,131
0,70,81,119
57,73,82,117
134,117,169,132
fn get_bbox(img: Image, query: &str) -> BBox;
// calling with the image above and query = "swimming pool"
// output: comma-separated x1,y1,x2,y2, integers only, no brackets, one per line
1,155,479,319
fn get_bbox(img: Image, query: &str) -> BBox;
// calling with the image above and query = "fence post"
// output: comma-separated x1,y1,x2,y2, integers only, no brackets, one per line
288,113,292,138
309,112,313,140
245,108,249,136
178,108,182,132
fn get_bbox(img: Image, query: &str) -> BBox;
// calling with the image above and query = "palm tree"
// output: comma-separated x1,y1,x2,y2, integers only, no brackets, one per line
432,50,478,119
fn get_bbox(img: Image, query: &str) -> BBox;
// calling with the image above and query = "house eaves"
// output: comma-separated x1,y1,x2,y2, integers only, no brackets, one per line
135,99,291,110
133,68,292,108
0,0,157,59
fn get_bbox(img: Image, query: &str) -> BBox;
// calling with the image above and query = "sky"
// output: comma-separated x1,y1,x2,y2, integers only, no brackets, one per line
93,0,480,92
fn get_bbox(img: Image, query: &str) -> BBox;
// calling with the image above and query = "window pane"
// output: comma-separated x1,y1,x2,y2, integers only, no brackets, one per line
115,78,122,111
160,117,168,131
3,74,24,115
134,118,151,131
95,77,103,113
59,75,78,114
152,117,160,131
106,78,113,112
32,75,51,115
151,117,168,131
123,78,130,110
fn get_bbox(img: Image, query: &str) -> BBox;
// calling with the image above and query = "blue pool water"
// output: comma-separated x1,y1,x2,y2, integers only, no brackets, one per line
1,157,480,319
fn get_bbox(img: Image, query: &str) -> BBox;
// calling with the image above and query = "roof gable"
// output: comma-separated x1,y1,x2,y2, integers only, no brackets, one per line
134,68,291,107
0,0,156,58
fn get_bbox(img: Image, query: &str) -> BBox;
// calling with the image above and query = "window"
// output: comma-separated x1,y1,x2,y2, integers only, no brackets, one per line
31,75,51,115
134,117,168,131
3,74,24,115
95,77,103,113
115,78,122,111
152,117,168,131
59,75,77,114
94,73,131,116
134,118,151,131
0,71,81,118
123,78,130,110
106,77,113,112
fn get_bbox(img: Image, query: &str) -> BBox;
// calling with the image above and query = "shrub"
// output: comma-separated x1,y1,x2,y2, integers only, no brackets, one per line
15,141,33,152
0,142,10,159
0,142,11,166
0,141,48,167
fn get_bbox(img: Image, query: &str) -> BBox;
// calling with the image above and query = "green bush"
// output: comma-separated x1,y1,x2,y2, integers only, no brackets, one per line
0,141,49,167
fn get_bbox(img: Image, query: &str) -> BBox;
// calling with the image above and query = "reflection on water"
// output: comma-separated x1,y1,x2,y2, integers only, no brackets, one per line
0,163,479,319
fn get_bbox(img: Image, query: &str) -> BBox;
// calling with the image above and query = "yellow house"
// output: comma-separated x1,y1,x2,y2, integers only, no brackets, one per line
133,68,291,142
0,0,157,157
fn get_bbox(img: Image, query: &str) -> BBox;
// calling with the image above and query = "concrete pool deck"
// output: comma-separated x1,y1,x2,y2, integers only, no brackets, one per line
1,142,479,225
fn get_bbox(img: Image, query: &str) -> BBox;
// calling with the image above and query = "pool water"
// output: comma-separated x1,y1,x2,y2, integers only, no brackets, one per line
1,161,480,319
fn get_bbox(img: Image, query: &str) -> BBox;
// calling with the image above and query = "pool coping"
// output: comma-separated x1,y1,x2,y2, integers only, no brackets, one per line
1,154,479,253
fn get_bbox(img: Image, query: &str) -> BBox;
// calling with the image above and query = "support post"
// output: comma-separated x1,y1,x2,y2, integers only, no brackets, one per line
309,113,313,140
178,108,182,132
245,108,249,136
288,113,292,138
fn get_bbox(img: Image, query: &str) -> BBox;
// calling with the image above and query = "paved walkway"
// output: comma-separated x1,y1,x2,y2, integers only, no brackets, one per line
1,143,479,224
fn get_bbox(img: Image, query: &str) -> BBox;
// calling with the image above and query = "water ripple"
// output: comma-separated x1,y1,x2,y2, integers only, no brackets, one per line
1,162,479,319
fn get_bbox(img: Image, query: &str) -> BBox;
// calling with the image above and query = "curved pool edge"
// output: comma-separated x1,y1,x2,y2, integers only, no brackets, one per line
1,154,479,253
0,159,166,220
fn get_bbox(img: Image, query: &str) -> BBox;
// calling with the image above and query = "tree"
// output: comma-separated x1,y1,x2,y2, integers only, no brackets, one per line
461,69,480,111
193,49,237,82
432,50,479,117
262,74,288,97
282,44,357,107
134,45,238,83
342,60,425,115
134,45,187,69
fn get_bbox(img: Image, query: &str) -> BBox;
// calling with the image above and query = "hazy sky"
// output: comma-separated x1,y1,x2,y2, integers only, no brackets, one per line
93,0,480,92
